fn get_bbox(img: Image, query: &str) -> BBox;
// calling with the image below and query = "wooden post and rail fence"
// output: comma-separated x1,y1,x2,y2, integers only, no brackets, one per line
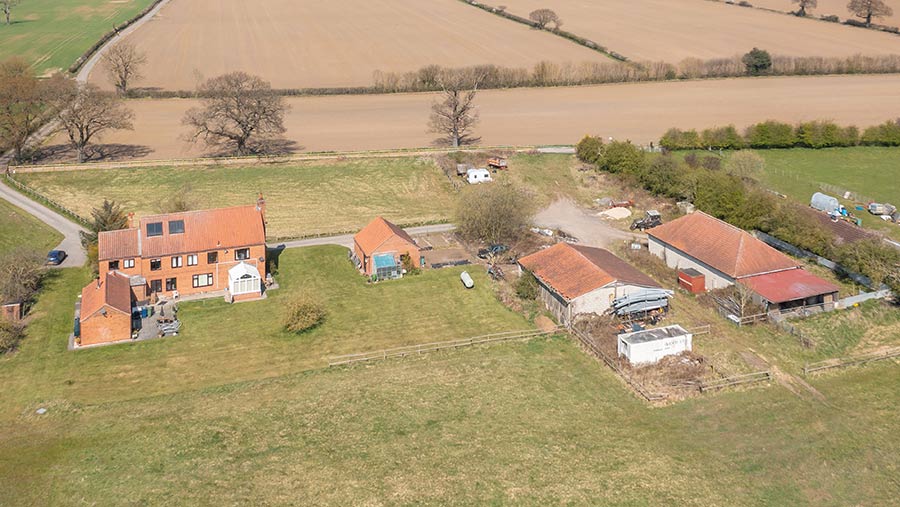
803,347,900,376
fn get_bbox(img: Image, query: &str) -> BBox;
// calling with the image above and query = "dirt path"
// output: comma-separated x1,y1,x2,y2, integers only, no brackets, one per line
742,349,827,402
534,199,641,248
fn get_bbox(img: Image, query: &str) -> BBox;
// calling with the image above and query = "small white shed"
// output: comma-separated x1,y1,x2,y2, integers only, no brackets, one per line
228,262,261,297
466,168,492,184
617,325,692,365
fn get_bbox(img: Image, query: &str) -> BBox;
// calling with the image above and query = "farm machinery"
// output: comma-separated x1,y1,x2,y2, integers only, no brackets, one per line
630,210,662,231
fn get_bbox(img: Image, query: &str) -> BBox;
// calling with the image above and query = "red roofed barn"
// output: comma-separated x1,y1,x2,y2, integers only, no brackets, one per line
353,217,421,279
518,243,662,325
648,212,838,311
78,272,135,346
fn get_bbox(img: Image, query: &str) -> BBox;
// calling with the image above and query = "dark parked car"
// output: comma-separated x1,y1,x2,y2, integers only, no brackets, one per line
477,244,509,259
46,250,67,265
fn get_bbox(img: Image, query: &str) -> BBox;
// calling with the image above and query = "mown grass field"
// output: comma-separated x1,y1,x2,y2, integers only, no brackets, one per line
0,0,154,76
0,246,531,418
0,330,897,505
0,198,62,256
17,157,457,239
756,147,900,237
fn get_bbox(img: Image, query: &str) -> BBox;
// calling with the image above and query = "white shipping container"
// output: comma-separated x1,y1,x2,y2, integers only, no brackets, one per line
617,325,693,365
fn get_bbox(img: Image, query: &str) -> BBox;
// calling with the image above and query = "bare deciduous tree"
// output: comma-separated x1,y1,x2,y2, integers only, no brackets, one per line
0,58,61,162
1,0,20,25
182,72,289,156
847,0,893,25
455,183,536,245
100,42,147,96
725,150,765,181
792,0,818,16
529,8,562,29
428,71,484,148
55,82,134,163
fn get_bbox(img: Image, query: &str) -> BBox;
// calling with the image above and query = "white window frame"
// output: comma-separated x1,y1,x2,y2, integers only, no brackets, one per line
187,254,198,266
123,258,135,269
171,256,183,268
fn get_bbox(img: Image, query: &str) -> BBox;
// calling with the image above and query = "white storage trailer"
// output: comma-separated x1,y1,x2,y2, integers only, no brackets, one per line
617,325,692,365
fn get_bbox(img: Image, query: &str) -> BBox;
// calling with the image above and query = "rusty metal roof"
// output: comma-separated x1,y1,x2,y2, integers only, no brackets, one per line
740,269,840,304
648,211,800,278
354,217,417,255
80,272,132,319
518,243,660,301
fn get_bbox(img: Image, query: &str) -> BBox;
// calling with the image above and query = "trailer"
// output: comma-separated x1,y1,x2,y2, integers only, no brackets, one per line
487,157,508,170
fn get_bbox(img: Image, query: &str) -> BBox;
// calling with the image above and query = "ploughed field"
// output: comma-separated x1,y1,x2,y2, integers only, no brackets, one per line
496,0,900,62
88,0,605,91
0,0,154,76
751,0,900,27
44,74,900,160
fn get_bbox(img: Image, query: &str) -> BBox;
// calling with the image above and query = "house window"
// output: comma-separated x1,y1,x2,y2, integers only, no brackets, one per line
207,252,218,264
165,278,177,291
235,248,250,261
150,279,162,293
108,260,119,271
123,259,135,269
168,220,185,234
146,222,163,237
171,256,183,268
192,273,213,288
150,259,161,271
187,254,198,266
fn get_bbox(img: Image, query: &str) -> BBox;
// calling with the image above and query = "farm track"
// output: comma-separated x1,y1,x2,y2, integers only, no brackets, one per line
43,73,900,161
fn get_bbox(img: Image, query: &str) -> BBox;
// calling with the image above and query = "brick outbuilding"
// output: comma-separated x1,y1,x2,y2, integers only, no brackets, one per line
78,272,135,346
352,217,421,279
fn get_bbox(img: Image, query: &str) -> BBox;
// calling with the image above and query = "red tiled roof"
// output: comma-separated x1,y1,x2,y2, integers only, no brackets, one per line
99,228,140,261
518,243,660,301
648,211,800,279
740,269,839,304
99,205,266,260
81,272,132,318
354,217,417,255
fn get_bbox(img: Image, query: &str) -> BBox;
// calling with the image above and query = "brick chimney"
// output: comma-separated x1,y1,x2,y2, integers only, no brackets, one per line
127,212,135,229
256,192,267,224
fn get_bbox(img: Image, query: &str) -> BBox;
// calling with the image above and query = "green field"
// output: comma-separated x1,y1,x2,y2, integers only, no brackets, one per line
0,0,154,76
1,328,897,504
17,158,458,239
756,147,900,237
0,246,531,416
0,198,61,256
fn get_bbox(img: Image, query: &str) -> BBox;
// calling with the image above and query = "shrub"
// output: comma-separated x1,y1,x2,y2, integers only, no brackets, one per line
0,320,25,353
515,270,539,300
660,128,702,150
742,48,772,75
575,135,603,163
456,183,537,244
0,249,45,306
283,293,327,334
844,19,868,27
861,119,900,146
795,120,859,148
683,152,700,168
745,120,797,148
597,141,645,174
701,125,744,150
821,14,840,22
725,150,765,181
400,253,420,275
640,155,688,198
701,156,722,171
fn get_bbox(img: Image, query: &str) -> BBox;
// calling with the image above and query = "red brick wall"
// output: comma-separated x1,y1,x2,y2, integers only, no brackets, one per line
360,236,421,275
80,307,131,346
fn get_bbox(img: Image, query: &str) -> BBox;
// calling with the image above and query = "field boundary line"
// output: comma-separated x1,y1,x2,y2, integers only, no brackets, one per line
698,371,772,392
328,327,562,366
9,145,555,173
803,347,900,375
2,175,91,228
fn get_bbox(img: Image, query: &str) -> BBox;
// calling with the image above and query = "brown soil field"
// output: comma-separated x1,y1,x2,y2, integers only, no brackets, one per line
44,74,900,160
497,0,900,62
87,0,605,91
751,0,900,27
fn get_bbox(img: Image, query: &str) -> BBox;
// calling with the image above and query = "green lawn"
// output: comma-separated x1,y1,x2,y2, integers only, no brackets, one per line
0,331,897,505
0,245,531,418
0,0,154,76
755,147,900,238
18,157,458,239
0,198,62,256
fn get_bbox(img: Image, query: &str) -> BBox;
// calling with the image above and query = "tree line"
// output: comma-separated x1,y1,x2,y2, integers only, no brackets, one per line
660,119,900,151
575,135,900,293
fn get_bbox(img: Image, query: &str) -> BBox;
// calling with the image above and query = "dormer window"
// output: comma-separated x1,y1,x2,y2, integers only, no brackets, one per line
146,222,163,237
169,220,185,234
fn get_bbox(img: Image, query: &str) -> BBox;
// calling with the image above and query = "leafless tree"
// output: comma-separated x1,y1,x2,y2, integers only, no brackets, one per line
182,72,289,156
0,59,65,162
847,0,893,25
55,82,134,163
529,8,562,29
428,70,484,148
1,0,20,25
792,0,818,16
0,248,45,306
100,42,147,96
455,182,537,245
